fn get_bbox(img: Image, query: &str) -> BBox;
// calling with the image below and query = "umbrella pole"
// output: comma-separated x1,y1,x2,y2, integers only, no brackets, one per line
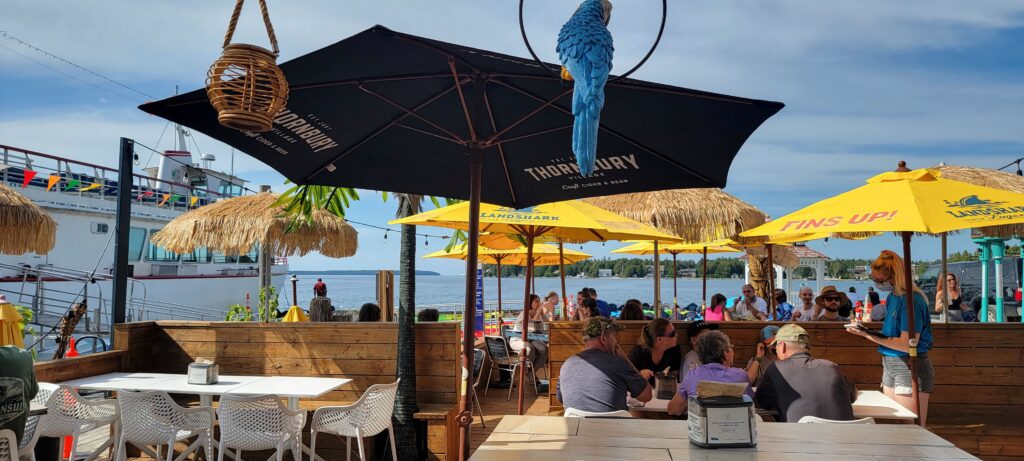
672,252,678,320
702,247,708,310
941,233,948,324
458,147,484,461
901,231,922,425
654,240,661,318
559,241,568,320
518,231,536,415
497,257,503,329
767,244,776,319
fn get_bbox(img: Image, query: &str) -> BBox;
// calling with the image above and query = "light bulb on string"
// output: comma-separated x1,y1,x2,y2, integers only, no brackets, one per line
383,230,388,243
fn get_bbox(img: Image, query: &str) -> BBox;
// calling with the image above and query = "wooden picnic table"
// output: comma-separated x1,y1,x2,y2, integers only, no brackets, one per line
470,415,978,460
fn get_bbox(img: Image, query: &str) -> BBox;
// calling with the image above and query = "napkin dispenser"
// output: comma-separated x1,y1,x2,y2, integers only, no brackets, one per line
187,359,220,385
688,395,757,448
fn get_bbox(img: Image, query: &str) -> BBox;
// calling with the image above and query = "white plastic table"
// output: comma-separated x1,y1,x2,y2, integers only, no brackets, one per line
60,373,352,461
227,376,351,410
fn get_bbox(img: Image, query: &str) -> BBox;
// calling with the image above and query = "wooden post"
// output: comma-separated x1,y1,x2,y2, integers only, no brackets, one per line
767,244,776,319
901,232,922,425
559,240,568,320
653,240,661,318
518,231,536,415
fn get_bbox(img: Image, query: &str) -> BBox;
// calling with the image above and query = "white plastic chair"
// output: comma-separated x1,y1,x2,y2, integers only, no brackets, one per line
36,383,119,461
0,429,18,461
17,383,58,461
115,391,214,461
798,416,875,424
310,380,399,461
216,394,306,461
562,408,633,418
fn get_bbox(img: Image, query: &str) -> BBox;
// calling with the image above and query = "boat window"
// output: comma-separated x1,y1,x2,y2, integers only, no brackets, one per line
128,227,146,262
90,222,109,234
238,245,259,264
212,250,239,264
182,247,211,263
145,228,180,262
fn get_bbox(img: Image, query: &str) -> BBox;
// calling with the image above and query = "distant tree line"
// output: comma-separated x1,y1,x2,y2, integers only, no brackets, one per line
481,245,1022,280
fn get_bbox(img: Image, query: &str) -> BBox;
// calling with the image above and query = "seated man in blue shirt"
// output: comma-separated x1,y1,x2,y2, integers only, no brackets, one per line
588,287,611,318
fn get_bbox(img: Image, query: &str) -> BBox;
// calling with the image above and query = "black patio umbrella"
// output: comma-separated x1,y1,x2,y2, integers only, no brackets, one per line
140,25,783,460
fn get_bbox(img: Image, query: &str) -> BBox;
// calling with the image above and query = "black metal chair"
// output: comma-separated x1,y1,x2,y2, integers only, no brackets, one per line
483,335,538,401
472,348,487,427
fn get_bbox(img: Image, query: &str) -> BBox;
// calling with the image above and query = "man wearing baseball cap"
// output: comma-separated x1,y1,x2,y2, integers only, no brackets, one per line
754,324,857,422
680,320,719,380
557,317,653,413
744,325,780,386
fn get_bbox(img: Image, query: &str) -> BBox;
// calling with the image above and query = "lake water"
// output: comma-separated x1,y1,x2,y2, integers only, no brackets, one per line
280,274,877,313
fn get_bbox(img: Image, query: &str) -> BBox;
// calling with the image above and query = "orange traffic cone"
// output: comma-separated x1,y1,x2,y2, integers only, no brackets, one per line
63,338,78,459
66,337,79,358
62,436,73,460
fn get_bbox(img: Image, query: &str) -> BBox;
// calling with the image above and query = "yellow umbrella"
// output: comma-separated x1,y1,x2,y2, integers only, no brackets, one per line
741,168,1024,237
613,241,739,313
282,305,309,322
394,199,677,415
426,243,591,322
0,297,25,348
742,164,1024,424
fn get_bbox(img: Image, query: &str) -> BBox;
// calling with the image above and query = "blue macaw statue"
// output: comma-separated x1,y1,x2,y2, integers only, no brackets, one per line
557,0,614,177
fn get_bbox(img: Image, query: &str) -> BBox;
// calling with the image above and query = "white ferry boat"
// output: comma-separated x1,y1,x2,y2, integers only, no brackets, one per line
0,129,287,344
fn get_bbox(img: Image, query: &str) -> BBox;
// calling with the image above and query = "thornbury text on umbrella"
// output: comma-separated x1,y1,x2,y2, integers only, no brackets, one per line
243,109,340,154
523,154,641,182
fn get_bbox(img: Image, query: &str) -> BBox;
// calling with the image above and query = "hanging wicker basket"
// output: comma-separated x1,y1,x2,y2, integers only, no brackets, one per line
206,0,288,132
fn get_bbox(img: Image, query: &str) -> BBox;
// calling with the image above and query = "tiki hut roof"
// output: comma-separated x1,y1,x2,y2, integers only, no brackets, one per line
150,192,357,257
583,189,768,243
0,184,56,255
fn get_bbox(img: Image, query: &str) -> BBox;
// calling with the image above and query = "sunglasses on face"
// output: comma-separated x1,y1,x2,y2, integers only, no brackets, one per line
661,330,677,338
824,296,841,302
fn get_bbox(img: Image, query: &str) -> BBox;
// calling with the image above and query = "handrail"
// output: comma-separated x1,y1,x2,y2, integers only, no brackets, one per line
0,144,234,200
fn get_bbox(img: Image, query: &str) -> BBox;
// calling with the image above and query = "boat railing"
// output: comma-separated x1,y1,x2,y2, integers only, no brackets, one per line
126,297,221,322
0,144,238,212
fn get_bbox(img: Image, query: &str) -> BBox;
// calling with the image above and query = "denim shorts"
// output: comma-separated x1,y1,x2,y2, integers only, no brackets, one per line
881,354,934,395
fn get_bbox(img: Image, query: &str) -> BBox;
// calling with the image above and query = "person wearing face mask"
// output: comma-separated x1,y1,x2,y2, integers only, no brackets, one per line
792,287,816,322
815,286,851,321
628,319,682,386
557,317,652,413
846,250,934,426
667,330,753,416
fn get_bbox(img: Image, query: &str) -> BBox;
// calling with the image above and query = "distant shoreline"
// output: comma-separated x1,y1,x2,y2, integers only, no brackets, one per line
289,270,442,276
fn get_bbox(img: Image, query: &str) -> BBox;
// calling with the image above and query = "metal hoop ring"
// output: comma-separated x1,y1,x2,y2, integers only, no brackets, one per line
518,0,668,83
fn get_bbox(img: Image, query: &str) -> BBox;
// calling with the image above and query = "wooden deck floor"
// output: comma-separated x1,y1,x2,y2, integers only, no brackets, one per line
471,384,552,453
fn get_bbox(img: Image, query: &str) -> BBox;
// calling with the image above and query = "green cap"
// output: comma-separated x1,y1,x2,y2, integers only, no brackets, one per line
582,316,624,341
769,323,810,346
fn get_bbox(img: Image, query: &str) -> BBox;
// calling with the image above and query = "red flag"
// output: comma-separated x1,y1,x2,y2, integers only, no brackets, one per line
22,170,37,188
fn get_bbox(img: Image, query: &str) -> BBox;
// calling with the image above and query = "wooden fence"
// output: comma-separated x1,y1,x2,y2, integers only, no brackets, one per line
548,321,1024,460
35,321,463,461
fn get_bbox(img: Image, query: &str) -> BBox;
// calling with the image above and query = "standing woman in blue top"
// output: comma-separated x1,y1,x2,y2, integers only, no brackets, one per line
846,250,934,426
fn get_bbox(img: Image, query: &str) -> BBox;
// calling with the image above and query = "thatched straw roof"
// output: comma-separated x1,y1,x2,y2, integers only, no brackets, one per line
0,184,55,254
150,192,357,257
584,189,768,242
932,164,1024,238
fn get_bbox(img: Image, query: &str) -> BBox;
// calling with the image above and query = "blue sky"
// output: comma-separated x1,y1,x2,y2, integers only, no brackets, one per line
2,1,1023,274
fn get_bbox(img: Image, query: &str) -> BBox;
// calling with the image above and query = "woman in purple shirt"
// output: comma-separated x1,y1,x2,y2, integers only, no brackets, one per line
667,330,753,415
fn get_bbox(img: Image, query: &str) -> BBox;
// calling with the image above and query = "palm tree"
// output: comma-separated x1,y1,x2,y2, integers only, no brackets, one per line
276,185,455,460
